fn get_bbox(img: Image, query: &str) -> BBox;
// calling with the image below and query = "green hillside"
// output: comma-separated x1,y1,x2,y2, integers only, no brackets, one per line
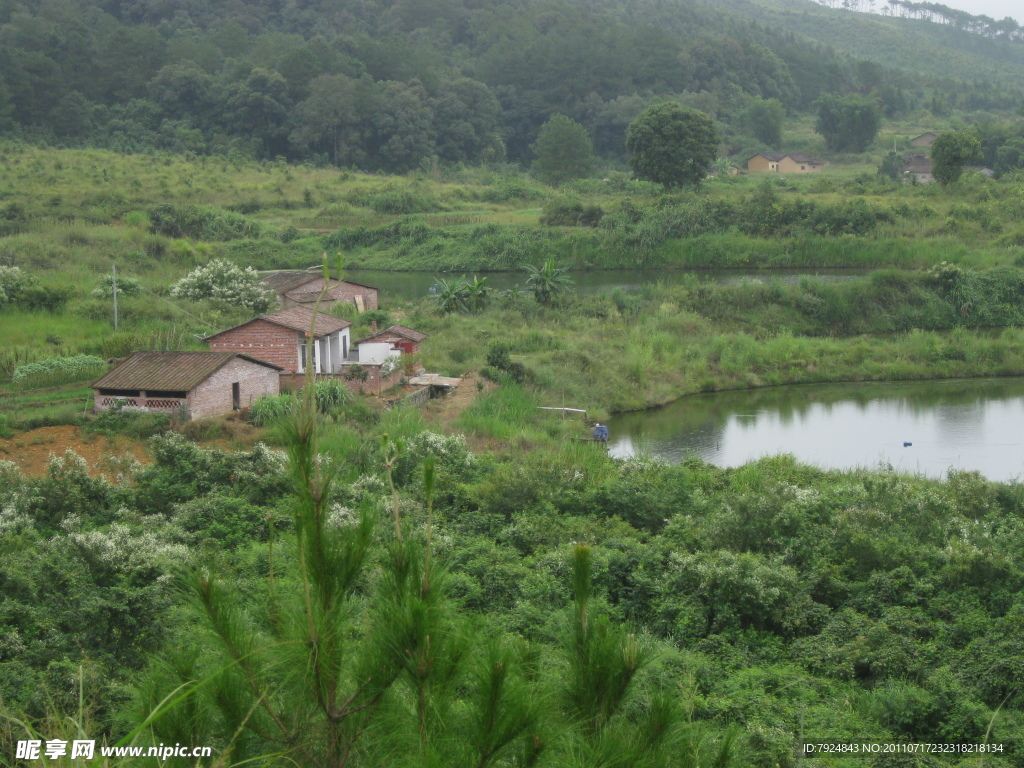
725,0,1024,86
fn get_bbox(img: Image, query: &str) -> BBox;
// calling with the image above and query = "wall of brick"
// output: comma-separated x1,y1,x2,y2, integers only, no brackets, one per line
208,320,302,372
189,357,280,419
280,367,403,396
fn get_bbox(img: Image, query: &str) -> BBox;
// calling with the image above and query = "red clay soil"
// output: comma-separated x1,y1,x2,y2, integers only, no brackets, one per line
0,425,150,477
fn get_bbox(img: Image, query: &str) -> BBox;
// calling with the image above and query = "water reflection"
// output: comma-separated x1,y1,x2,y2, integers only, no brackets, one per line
607,378,1024,481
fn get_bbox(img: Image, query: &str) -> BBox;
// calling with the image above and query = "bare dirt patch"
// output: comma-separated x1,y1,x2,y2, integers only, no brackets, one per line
418,371,495,431
0,425,150,477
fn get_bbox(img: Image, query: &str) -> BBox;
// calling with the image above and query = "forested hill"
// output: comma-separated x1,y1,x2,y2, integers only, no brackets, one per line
1,0,1023,170
723,0,1024,89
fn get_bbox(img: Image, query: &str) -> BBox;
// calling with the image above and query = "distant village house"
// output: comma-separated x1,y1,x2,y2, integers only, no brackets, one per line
261,271,379,312
93,351,281,420
902,154,934,183
747,153,825,173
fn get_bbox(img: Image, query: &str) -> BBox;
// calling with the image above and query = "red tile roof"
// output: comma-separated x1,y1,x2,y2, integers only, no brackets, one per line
205,306,351,341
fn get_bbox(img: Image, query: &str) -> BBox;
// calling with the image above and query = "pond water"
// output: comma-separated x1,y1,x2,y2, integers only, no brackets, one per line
347,268,863,301
606,377,1024,481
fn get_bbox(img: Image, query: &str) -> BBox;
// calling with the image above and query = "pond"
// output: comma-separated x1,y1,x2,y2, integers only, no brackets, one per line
346,268,863,301
605,377,1024,481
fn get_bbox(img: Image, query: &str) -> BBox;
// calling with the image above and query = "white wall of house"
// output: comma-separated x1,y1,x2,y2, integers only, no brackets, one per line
358,342,400,365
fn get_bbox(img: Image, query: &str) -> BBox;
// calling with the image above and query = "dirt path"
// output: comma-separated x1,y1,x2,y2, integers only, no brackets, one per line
419,372,493,430
0,425,150,477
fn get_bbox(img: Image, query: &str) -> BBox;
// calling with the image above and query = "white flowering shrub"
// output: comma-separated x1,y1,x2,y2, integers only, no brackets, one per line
0,265,35,305
68,523,191,576
398,430,477,483
169,259,276,312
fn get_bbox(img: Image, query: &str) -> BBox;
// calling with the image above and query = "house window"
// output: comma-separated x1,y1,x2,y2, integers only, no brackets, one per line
801,166,806,170
298,342,307,373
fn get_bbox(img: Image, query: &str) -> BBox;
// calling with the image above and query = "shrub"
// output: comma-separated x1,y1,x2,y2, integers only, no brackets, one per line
149,204,263,240
91,274,142,298
364,188,440,215
314,378,353,413
0,266,35,306
86,408,170,439
170,259,276,312
248,394,295,426
540,198,605,227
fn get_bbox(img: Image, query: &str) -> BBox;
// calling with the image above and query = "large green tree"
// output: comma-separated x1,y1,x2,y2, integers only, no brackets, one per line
738,96,784,148
932,130,983,185
814,93,881,152
530,114,594,187
625,102,719,189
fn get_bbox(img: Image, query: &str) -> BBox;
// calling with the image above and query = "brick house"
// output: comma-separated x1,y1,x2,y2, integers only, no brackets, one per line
261,271,379,312
93,351,281,420
355,324,428,356
205,306,353,374
747,153,826,173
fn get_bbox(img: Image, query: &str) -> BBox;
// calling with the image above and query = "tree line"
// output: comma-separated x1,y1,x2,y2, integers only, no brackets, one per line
1,0,1022,171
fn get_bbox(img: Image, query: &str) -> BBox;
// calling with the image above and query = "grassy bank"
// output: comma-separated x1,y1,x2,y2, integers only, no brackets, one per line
409,270,1024,420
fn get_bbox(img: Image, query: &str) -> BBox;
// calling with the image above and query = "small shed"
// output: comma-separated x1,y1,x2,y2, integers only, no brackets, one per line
356,324,429,356
93,351,281,420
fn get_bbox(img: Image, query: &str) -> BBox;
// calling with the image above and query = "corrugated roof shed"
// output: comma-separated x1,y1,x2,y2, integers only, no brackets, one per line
357,324,428,344
93,352,281,391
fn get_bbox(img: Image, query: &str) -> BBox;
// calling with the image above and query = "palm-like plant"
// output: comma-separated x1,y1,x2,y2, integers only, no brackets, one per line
524,258,573,305
464,275,491,313
433,275,470,314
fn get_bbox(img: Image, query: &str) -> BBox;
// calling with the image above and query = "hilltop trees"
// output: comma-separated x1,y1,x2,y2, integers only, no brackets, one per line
815,93,881,151
625,103,719,189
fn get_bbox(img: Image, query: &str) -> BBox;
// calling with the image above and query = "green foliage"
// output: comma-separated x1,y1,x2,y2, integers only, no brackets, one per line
91,273,142,299
86,407,171,439
540,197,605,227
11,354,106,388
149,204,263,240
531,114,595,187
932,130,984,186
525,258,574,305
737,97,785,149
814,93,881,152
626,103,719,189
877,150,903,181
248,393,295,426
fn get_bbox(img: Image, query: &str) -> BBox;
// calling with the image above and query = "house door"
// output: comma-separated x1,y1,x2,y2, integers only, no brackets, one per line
232,382,240,410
